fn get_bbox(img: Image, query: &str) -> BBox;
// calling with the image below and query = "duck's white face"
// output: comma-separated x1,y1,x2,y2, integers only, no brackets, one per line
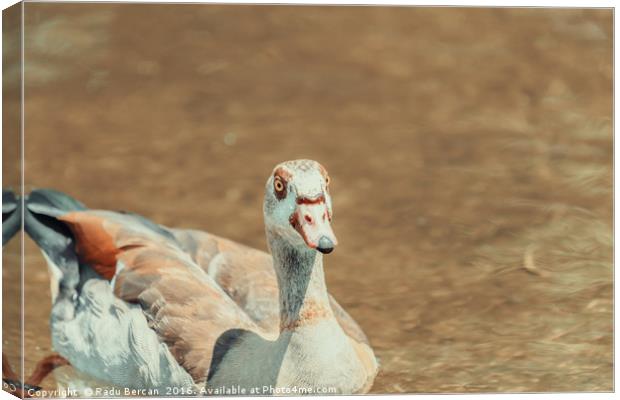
263,160,337,254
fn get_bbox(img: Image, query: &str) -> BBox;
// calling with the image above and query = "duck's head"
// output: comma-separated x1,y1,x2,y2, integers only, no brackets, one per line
263,159,337,254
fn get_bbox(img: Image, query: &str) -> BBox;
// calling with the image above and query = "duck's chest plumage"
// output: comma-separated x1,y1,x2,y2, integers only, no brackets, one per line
207,320,369,394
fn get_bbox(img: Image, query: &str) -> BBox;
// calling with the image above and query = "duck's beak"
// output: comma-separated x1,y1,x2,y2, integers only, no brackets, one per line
290,198,338,254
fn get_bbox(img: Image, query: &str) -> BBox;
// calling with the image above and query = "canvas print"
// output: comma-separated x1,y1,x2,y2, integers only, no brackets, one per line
1,3,613,397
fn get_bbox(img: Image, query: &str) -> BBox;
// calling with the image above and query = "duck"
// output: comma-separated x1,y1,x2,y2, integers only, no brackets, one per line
2,190,70,398
22,159,378,395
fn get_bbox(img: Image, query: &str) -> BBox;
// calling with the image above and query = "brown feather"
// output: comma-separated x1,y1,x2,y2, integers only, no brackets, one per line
113,244,256,382
59,212,122,280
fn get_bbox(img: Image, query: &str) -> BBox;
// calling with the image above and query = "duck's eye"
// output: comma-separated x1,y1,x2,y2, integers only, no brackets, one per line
274,176,287,199
325,176,331,186
274,179,284,192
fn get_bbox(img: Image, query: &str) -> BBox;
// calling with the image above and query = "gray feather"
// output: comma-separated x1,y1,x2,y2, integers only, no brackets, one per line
2,189,21,247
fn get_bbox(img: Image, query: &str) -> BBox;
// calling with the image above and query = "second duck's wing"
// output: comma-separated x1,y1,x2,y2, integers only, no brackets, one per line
2,189,21,246
58,210,262,385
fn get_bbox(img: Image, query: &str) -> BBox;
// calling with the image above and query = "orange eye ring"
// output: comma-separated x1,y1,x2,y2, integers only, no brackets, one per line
274,177,285,193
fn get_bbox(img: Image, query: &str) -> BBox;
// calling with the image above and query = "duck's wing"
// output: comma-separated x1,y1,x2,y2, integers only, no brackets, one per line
172,229,281,333
3,189,21,246
171,228,372,346
57,211,260,385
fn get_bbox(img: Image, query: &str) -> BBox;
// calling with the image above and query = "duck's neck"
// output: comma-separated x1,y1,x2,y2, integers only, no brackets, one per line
268,235,334,331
